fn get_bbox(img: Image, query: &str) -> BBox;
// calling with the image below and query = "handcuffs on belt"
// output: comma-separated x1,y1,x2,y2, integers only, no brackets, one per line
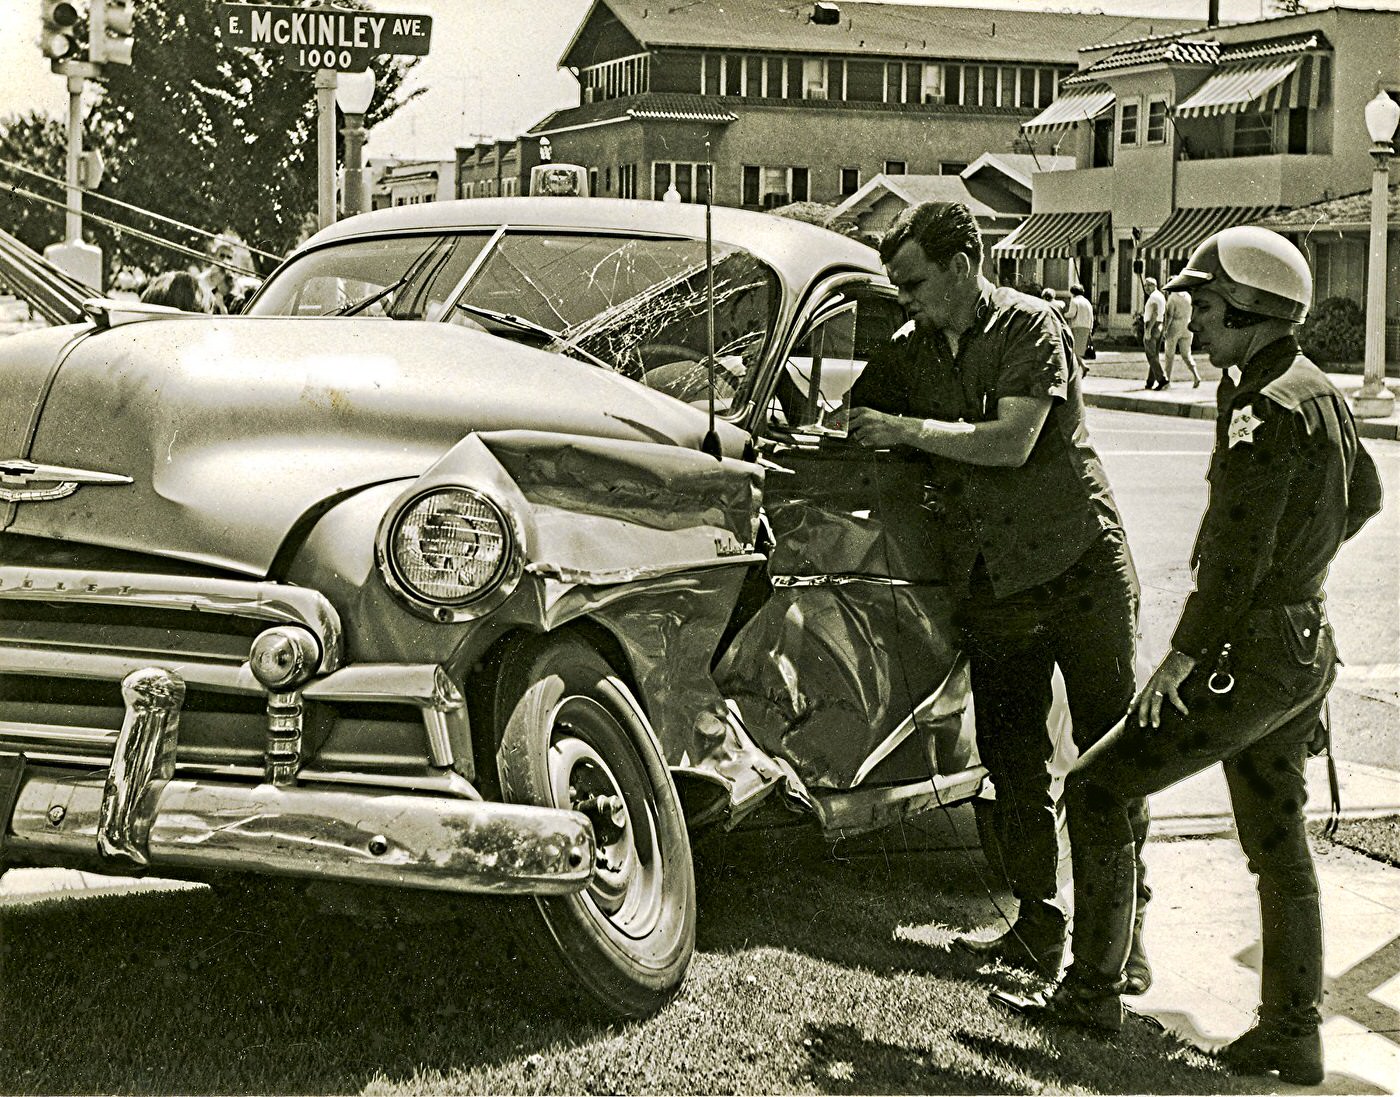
1207,642,1235,695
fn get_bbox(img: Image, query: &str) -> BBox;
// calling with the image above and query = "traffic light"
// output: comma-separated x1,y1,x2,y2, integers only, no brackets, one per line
39,0,81,61
90,0,136,67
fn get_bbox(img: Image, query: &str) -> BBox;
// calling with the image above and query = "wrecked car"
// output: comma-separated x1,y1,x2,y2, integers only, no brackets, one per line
0,197,1053,1017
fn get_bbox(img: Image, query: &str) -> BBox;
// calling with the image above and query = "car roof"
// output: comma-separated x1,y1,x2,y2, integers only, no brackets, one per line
301,197,886,287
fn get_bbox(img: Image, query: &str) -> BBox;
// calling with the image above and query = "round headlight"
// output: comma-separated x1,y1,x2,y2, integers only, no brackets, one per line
386,488,513,606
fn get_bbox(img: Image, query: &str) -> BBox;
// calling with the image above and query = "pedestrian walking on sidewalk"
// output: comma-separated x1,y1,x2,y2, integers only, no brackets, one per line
1065,283,1095,363
1140,277,1167,389
992,226,1383,1089
845,202,1148,987
1163,289,1201,387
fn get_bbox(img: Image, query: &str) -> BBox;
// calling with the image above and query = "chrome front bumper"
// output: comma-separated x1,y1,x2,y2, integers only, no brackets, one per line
0,566,598,896
2,756,595,895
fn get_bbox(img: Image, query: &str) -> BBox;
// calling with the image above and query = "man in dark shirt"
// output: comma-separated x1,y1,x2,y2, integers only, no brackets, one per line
993,226,1382,1087
848,202,1147,985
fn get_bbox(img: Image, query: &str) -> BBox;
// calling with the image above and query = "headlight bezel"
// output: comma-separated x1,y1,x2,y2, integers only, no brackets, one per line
376,485,523,622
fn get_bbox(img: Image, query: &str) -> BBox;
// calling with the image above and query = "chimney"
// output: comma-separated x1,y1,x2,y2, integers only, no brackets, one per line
812,2,840,26
1207,0,1219,27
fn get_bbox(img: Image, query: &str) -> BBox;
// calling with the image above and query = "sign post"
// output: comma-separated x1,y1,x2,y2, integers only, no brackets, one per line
217,3,432,225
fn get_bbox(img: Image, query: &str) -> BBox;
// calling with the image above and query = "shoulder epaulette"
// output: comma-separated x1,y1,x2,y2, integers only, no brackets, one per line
1259,355,1335,412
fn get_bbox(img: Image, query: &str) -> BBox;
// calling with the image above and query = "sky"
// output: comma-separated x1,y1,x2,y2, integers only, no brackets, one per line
3,0,1398,162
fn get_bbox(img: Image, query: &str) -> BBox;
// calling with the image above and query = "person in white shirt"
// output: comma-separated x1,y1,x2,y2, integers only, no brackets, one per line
1163,289,1201,387
1141,277,1168,389
1065,283,1095,361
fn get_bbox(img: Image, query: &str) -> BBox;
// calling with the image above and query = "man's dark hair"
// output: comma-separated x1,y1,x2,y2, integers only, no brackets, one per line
140,270,208,312
1070,283,1085,295
879,202,983,269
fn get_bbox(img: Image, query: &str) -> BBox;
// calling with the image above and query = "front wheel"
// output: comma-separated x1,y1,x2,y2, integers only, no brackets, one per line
491,635,695,1018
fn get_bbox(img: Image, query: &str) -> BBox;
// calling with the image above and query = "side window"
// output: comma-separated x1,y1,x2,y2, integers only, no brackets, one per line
768,288,904,435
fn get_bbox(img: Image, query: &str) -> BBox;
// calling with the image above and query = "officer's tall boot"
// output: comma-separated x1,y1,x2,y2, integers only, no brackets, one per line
991,841,1135,1033
1219,887,1325,1085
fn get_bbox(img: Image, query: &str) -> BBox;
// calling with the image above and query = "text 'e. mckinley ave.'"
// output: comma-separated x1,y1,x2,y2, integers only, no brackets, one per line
217,3,432,72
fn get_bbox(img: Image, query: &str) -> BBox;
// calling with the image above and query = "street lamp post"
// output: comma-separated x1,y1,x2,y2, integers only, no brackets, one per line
336,68,376,219
1351,91,1399,419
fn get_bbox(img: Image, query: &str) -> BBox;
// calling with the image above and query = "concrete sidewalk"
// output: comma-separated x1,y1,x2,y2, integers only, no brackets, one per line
1080,351,1400,441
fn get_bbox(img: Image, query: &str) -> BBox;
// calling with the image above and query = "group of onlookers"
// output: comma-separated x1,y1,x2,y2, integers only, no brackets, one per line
138,233,260,314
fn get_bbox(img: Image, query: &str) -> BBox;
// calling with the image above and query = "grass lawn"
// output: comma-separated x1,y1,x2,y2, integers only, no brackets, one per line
0,814,1282,1096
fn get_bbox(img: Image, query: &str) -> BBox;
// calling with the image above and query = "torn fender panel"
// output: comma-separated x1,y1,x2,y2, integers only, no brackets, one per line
481,429,762,540
713,582,964,791
542,568,791,809
762,446,944,582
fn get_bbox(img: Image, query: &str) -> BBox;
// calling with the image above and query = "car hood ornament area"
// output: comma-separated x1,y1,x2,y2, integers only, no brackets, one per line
0,459,133,503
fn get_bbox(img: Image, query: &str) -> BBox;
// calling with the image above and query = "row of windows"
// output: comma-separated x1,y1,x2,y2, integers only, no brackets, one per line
586,50,1073,107
460,178,520,198
1115,96,1314,157
580,53,650,100
561,161,967,204
1118,97,1170,147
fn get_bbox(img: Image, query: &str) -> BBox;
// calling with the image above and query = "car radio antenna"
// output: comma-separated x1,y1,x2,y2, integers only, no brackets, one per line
701,143,722,460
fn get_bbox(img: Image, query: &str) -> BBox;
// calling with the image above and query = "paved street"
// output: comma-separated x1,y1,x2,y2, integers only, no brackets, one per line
1089,406,1400,773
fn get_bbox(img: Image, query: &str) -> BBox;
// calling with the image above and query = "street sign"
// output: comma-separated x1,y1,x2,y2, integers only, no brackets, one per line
217,3,431,72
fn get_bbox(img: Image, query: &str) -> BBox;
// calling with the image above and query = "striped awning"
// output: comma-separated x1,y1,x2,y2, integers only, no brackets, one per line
1173,54,1328,119
1139,205,1276,259
991,211,1109,258
1021,87,1115,134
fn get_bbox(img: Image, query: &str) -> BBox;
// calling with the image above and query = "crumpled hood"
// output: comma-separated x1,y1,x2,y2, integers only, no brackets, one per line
12,316,747,575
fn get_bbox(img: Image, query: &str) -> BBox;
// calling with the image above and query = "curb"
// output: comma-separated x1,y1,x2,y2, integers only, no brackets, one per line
1083,391,1400,440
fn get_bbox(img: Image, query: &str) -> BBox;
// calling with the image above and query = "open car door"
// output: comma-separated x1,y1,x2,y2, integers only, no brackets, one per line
715,275,983,833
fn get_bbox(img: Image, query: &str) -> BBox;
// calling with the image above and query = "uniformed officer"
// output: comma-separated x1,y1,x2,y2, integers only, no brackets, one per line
992,226,1383,1088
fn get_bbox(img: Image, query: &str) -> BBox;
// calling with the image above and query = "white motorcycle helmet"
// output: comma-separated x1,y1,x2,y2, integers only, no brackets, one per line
1164,225,1312,323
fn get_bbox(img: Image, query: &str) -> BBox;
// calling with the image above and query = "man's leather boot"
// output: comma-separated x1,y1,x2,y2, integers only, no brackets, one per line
1122,907,1152,995
1217,1020,1323,1086
957,899,1067,977
991,976,1123,1034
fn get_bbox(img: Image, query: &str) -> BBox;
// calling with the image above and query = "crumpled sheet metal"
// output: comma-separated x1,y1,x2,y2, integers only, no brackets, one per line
481,430,763,583
444,432,783,812
712,447,966,791
715,582,962,790
762,449,945,583
543,569,791,813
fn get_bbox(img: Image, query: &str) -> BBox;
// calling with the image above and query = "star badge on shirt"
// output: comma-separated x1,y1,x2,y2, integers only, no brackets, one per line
1228,404,1264,447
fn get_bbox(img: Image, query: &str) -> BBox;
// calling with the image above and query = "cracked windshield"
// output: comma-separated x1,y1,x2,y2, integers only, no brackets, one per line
249,231,780,411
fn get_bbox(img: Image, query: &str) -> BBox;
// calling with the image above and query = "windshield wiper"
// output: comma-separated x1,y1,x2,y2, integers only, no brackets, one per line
453,301,612,370
328,238,448,317
330,271,413,317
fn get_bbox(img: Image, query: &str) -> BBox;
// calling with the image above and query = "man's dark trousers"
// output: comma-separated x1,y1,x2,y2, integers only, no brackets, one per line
959,530,1147,922
1066,601,1334,1025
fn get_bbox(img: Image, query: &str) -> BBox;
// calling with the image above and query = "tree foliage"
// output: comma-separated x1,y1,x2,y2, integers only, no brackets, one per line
0,0,423,278
0,112,77,254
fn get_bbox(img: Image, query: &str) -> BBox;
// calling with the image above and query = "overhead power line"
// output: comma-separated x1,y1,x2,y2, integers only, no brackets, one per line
0,180,263,278
0,157,285,265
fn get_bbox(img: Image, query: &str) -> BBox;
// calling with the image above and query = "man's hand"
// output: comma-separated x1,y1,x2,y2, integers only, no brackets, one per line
1132,650,1197,728
848,407,915,449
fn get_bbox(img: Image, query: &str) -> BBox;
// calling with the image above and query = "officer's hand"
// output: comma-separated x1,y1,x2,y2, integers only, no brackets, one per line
1133,650,1197,728
848,407,910,449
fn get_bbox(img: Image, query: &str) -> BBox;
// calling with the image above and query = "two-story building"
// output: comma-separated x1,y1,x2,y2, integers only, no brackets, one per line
369,158,458,209
1000,5,1400,339
518,0,1192,216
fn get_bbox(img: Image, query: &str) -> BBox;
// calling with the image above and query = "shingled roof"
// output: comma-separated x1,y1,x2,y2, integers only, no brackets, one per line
1258,183,1400,232
561,0,1199,68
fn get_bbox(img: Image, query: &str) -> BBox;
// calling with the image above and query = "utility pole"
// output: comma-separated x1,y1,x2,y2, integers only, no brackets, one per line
315,69,338,230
